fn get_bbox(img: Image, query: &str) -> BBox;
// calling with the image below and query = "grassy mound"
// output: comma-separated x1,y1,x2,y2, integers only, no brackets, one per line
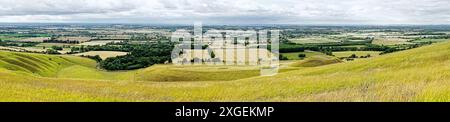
290,56,342,67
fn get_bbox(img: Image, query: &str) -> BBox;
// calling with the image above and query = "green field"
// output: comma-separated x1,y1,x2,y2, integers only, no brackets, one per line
412,39,450,43
0,34,50,41
0,41,449,101
281,50,326,60
289,37,340,44
339,45,367,48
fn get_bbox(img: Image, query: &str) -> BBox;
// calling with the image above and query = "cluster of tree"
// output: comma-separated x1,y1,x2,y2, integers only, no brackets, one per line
0,40,39,47
130,34,168,41
278,40,435,58
298,54,306,58
342,54,372,61
68,45,133,54
379,43,429,55
421,35,450,39
278,42,425,55
51,46,63,50
404,32,447,36
279,54,289,60
349,54,371,58
281,30,341,38
43,39,81,44
99,42,175,70
278,44,306,52
45,49,61,54
179,57,223,64
183,44,209,49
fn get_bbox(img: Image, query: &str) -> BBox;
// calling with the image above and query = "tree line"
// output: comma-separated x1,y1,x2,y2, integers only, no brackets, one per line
98,42,175,70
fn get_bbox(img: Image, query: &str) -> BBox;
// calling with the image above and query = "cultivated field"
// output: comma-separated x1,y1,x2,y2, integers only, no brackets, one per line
372,38,414,45
79,40,123,46
74,51,128,59
18,37,50,42
333,51,381,58
55,37,92,43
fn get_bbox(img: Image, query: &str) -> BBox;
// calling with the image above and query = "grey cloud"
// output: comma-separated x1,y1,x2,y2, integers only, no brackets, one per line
0,0,137,16
0,0,449,24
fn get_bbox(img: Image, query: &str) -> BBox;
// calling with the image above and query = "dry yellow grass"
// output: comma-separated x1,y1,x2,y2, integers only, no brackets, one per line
17,37,51,42
73,51,128,59
55,37,91,43
372,38,413,45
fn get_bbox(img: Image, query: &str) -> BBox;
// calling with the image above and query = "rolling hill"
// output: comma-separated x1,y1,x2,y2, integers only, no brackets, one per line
0,41,449,101
0,50,293,82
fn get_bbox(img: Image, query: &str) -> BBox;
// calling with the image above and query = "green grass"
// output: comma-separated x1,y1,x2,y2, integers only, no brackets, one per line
0,34,50,41
56,65,136,81
339,45,367,48
134,65,298,82
289,55,342,67
0,51,96,77
0,41,449,101
281,50,326,60
412,39,449,43
289,37,340,44
0,37,25,41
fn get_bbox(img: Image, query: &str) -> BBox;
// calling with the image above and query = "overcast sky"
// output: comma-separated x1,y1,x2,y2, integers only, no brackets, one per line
0,0,449,25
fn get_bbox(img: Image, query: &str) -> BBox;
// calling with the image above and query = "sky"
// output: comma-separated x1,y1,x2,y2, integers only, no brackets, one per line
0,0,449,25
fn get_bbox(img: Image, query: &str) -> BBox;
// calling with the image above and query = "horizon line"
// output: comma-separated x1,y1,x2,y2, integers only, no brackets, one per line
1,22,450,26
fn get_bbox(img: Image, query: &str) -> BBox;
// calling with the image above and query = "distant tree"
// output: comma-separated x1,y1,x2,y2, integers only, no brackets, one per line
298,54,306,58
51,46,63,50
324,51,333,56
191,57,201,63
210,51,216,58
46,49,61,54
279,54,289,60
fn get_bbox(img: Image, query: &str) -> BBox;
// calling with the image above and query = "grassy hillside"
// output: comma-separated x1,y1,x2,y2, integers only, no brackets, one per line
289,55,342,67
0,51,293,82
281,50,326,60
0,41,449,101
0,51,96,77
